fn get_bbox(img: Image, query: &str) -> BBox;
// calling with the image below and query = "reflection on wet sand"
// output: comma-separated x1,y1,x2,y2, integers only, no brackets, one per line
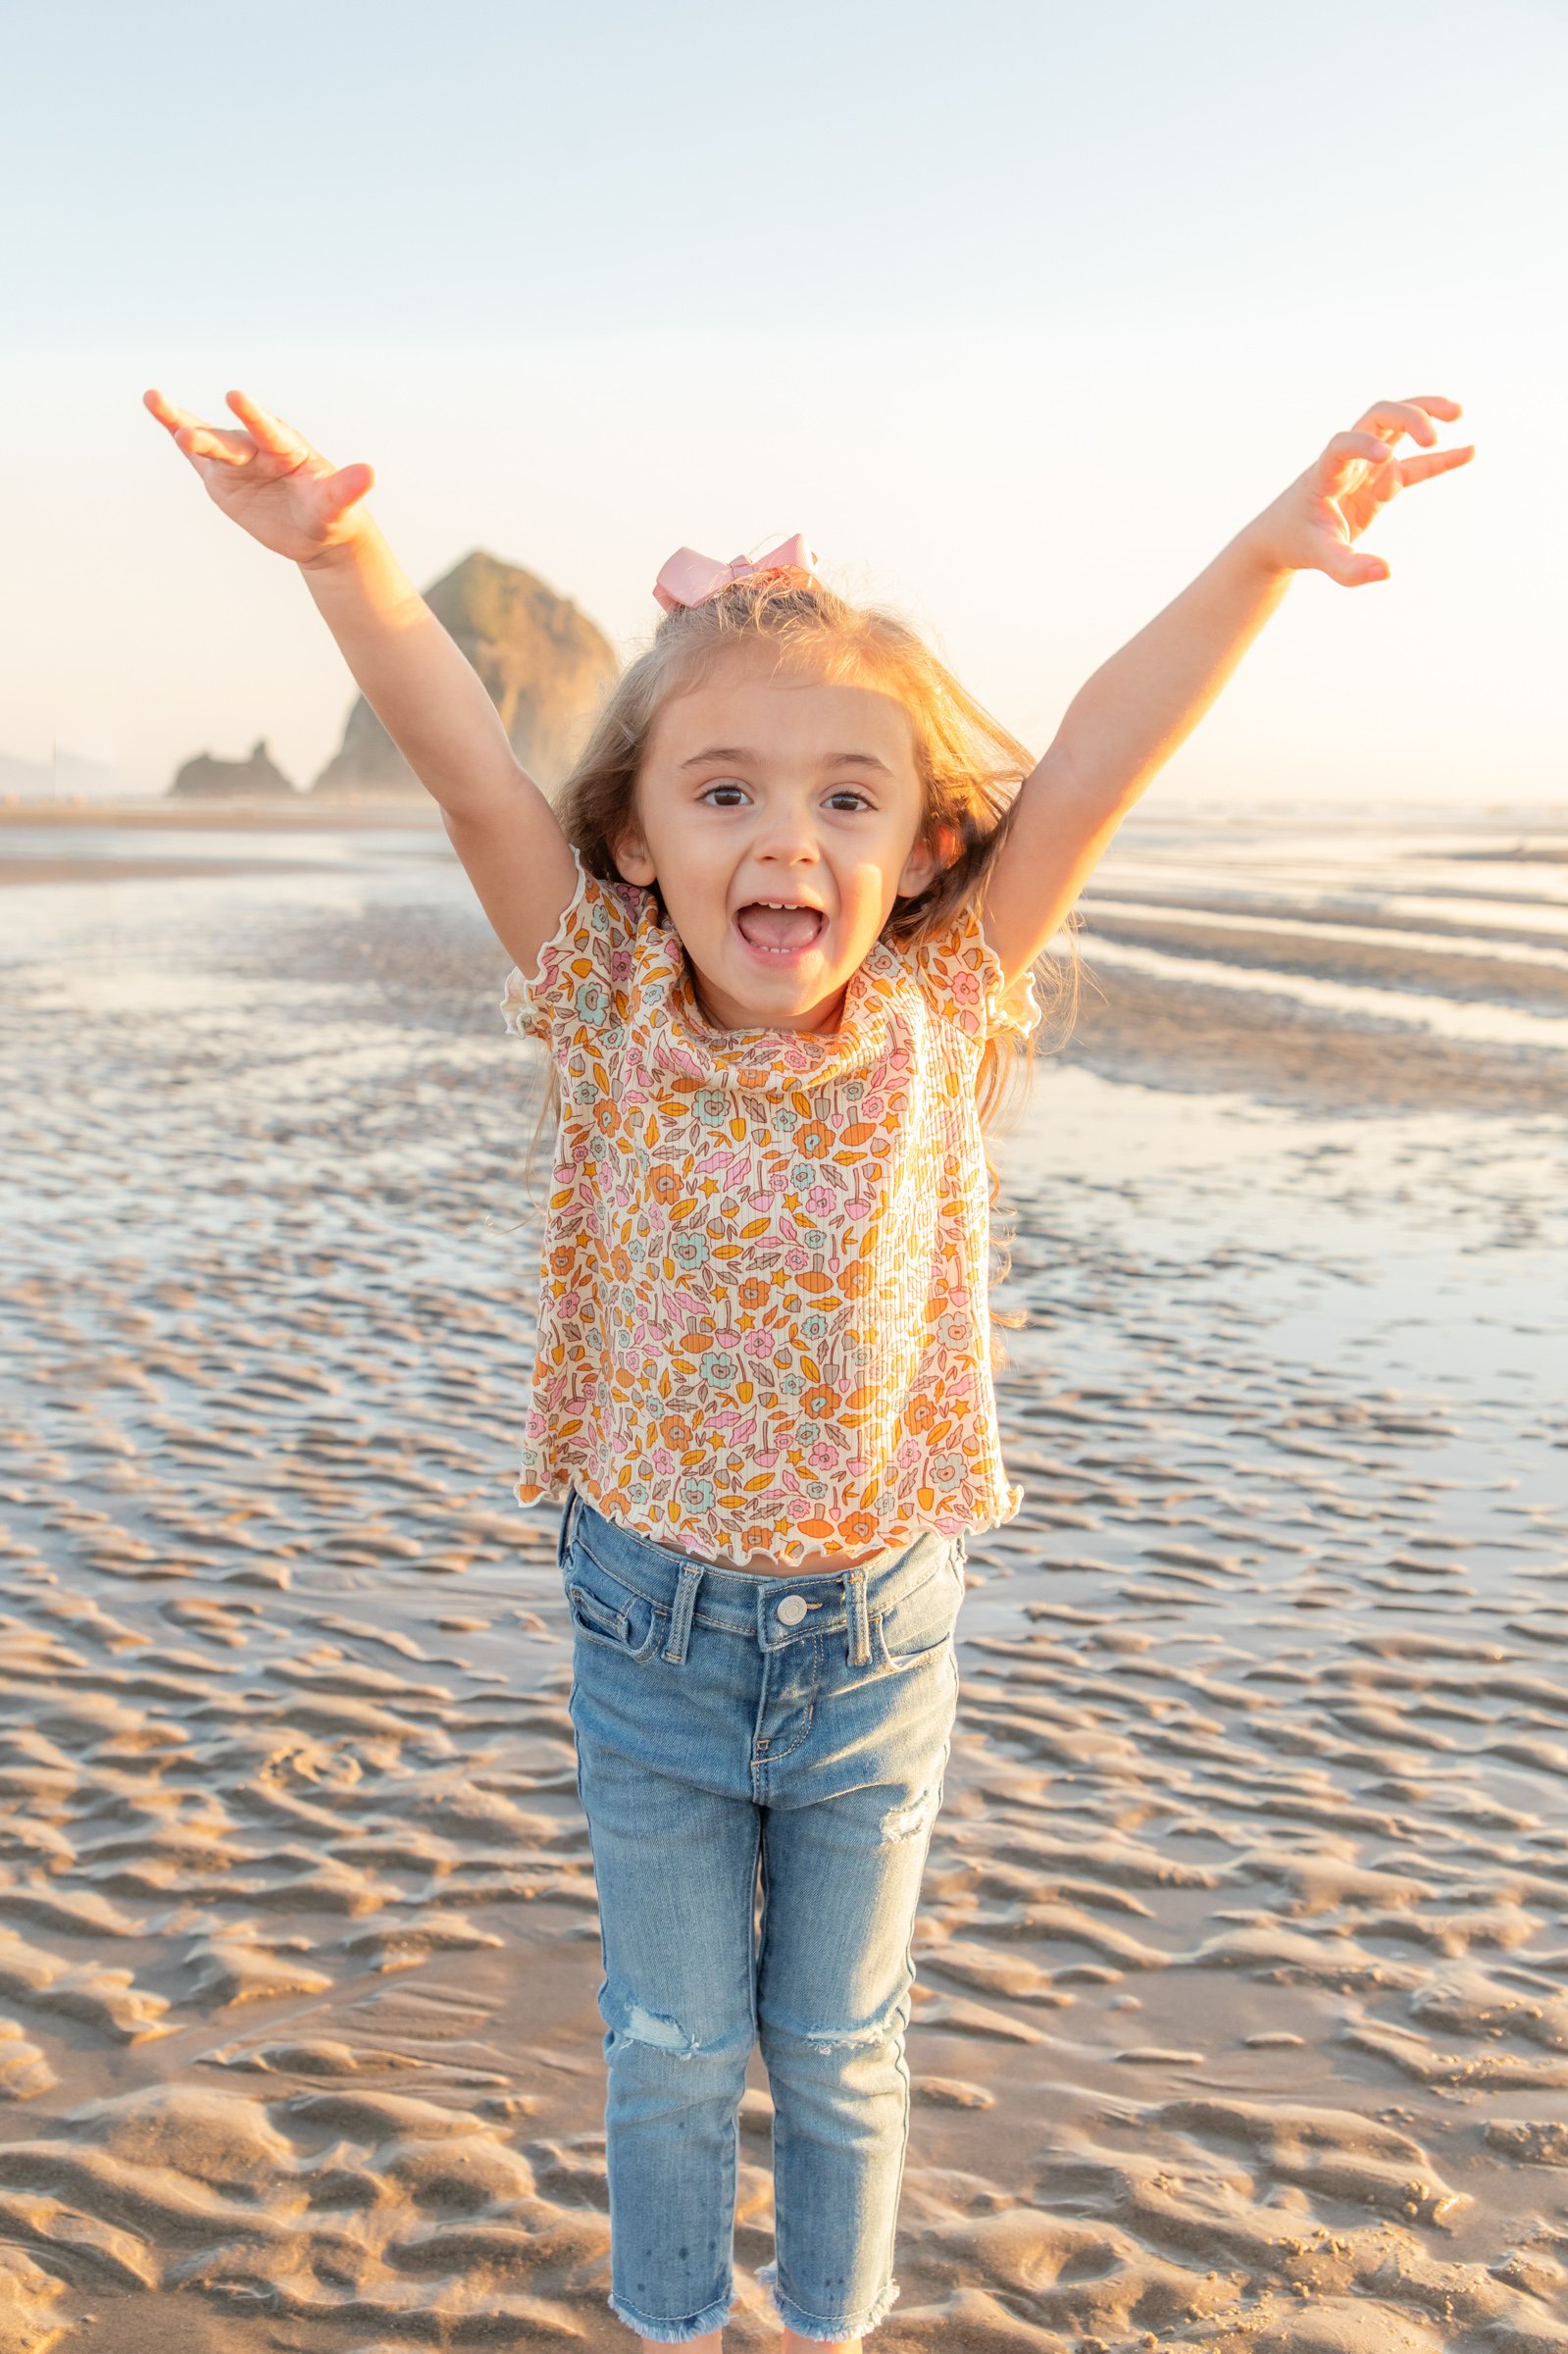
1,804,1566,2350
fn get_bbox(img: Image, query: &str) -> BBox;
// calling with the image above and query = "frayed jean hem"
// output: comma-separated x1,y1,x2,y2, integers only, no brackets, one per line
757,2261,901,2342
608,2287,733,2343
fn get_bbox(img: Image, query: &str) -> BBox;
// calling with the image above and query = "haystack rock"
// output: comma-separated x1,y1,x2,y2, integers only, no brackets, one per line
171,739,296,798
311,551,616,798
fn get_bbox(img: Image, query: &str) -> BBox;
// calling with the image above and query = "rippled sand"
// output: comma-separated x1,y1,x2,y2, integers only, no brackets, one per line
2,805,1566,2351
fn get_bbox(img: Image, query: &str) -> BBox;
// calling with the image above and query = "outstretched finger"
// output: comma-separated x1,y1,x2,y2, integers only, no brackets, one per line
144,385,213,439
176,423,253,469
1318,536,1391,588
1401,394,1464,424
1398,443,1476,487
318,460,377,522
226,388,310,462
1353,398,1439,448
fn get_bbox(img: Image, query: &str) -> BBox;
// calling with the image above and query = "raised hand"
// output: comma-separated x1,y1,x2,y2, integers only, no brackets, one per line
1255,395,1475,587
143,387,377,566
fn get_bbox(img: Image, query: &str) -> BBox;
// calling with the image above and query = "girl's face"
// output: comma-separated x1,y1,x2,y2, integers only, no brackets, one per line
616,648,940,1033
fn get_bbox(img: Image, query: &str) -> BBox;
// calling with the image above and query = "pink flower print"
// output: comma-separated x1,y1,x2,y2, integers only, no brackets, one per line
949,966,982,1005
785,1248,809,1272
652,1447,676,1477
804,1184,835,1218
742,1329,776,1358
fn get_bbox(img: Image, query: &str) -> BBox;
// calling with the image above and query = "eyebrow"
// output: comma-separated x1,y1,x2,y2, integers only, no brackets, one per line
678,745,893,774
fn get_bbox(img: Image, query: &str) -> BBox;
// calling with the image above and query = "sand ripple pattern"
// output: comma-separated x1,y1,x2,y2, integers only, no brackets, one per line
1,821,1566,2350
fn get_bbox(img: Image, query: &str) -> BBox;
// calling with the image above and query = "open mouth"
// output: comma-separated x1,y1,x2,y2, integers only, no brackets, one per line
734,901,826,955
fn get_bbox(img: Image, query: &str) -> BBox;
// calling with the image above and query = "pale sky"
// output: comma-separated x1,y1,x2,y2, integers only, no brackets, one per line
3,0,1563,806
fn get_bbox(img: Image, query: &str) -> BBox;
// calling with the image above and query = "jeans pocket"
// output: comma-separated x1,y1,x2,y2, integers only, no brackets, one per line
564,1543,666,1663
873,1548,964,1672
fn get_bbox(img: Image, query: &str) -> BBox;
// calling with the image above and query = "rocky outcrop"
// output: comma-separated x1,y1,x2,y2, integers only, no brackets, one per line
311,551,617,798
171,740,296,798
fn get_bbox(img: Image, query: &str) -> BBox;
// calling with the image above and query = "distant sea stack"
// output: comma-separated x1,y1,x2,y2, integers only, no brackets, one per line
311,551,617,799
171,739,296,798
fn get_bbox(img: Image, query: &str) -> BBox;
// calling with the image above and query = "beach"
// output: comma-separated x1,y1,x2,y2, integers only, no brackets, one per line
2,799,1566,2353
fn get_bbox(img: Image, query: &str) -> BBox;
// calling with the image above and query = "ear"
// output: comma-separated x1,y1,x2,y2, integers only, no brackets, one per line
611,815,657,889
895,818,957,900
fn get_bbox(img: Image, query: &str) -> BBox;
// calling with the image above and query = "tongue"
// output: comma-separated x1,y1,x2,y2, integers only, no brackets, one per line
737,903,821,950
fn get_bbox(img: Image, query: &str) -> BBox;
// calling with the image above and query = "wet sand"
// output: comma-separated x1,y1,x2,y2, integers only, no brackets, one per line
2,805,1567,2351
0,797,443,829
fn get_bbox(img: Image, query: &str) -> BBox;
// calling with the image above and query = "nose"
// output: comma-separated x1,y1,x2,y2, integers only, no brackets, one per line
751,791,821,866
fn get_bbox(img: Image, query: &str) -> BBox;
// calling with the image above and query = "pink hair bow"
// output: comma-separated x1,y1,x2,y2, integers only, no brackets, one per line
653,533,818,613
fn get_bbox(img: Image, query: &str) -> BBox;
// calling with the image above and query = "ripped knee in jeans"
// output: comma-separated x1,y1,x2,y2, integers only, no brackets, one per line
619,2002,698,2057
880,1776,942,1845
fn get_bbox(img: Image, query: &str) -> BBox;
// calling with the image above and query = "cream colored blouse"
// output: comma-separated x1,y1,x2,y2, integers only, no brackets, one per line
501,859,1039,1567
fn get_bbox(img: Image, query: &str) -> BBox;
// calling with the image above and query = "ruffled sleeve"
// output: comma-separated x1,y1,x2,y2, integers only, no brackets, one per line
908,901,1042,1044
498,852,641,1058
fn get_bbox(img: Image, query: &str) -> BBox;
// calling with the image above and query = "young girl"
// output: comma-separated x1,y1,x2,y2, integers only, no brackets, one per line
145,383,1472,2350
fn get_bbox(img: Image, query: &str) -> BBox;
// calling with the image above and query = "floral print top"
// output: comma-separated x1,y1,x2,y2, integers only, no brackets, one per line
500,857,1040,1566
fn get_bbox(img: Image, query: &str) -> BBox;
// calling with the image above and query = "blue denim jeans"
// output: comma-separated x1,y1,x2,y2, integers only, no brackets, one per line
560,1490,965,2344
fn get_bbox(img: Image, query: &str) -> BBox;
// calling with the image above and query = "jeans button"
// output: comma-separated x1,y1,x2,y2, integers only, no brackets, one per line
777,1594,808,1627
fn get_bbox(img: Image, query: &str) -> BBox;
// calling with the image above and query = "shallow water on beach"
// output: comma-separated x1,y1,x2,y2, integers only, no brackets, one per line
2,810,1566,2351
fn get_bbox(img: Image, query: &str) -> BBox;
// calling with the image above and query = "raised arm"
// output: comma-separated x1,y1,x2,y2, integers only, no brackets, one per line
982,395,1475,983
143,386,578,977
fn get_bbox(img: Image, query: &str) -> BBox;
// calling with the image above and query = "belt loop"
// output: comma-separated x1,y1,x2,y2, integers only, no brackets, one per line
844,1565,871,1667
663,1561,705,1664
